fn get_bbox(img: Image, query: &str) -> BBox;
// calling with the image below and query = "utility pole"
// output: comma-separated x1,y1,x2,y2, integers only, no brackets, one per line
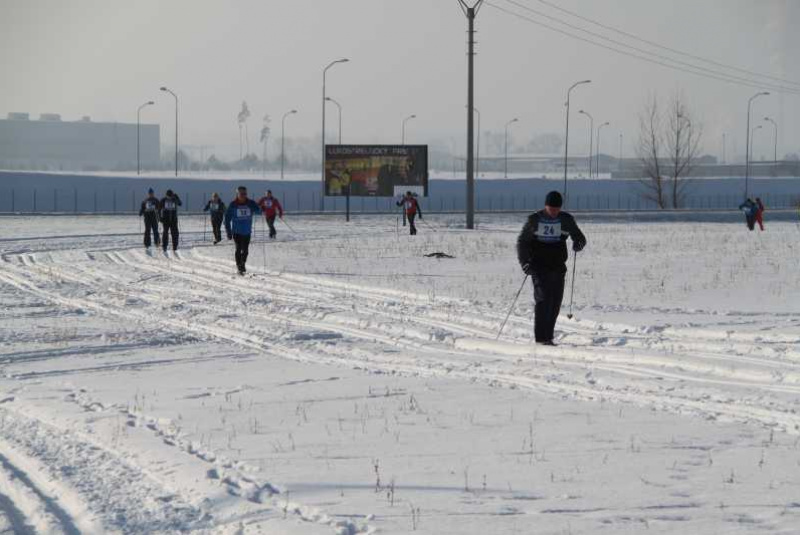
722,132,726,165
504,118,519,178
402,114,417,145
281,109,297,180
744,91,769,199
596,121,610,177
578,110,593,179
160,87,178,177
137,100,154,175
321,58,349,211
325,97,342,144
764,116,778,171
458,0,484,230
562,80,591,203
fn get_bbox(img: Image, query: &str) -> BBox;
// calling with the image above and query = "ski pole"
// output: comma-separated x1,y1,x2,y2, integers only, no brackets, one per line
280,217,298,234
420,217,437,233
496,275,529,340
566,252,578,319
262,216,267,274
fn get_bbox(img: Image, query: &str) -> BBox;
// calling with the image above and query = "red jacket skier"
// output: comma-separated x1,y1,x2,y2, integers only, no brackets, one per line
755,197,765,231
396,191,422,235
257,190,284,239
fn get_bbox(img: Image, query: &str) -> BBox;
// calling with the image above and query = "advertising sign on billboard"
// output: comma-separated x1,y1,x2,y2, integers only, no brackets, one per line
325,145,428,197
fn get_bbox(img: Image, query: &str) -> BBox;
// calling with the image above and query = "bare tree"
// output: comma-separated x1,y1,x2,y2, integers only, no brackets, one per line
666,92,702,209
637,94,666,209
237,101,251,160
260,114,272,176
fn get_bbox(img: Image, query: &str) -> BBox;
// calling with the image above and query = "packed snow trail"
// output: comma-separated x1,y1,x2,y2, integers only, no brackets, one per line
2,237,799,434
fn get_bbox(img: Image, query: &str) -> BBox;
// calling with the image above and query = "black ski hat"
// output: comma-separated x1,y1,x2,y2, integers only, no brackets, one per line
166,189,174,196
545,191,563,207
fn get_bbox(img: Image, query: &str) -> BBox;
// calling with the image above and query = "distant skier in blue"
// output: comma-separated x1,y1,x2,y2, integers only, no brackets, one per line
739,198,757,231
224,186,261,275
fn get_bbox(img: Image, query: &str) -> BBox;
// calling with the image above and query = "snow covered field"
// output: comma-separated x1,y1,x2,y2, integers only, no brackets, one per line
1,213,800,534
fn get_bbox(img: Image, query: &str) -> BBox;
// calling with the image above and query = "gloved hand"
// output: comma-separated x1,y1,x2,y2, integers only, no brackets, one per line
521,262,534,275
573,240,586,252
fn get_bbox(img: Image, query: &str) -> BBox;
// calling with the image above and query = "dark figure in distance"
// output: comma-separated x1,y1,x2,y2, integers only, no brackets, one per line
257,190,284,240
397,191,422,235
739,198,757,231
203,192,226,244
160,189,183,251
139,188,161,249
755,197,765,231
516,191,586,346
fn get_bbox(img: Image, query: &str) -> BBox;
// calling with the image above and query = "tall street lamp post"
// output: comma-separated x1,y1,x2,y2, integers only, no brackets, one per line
504,118,519,178
137,100,154,175
281,109,298,181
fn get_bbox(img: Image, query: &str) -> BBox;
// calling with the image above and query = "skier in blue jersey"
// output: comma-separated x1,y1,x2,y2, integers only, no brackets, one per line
224,186,261,275
516,191,586,346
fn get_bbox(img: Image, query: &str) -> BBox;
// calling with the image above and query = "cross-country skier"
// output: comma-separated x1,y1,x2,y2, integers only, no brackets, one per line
224,186,262,275
139,188,161,249
755,197,765,231
159,189,183,251
397,191,422,235
739,198,757,231
256,190,283,240
516,191,586,346
203,192,226,244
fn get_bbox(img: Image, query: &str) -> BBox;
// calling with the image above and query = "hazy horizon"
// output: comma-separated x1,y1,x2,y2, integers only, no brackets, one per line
2,0,798,163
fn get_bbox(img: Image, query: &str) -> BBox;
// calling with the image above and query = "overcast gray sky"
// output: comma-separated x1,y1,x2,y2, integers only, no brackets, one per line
1,0,798,161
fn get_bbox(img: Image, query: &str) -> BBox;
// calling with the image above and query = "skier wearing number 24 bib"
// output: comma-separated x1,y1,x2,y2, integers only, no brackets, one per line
516,191,586,346
224,186,262,275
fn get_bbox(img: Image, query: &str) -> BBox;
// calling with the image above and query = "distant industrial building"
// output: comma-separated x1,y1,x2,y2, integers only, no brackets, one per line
0,113,160,171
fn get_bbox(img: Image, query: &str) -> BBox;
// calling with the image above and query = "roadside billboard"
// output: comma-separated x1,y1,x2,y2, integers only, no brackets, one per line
325,145,428,197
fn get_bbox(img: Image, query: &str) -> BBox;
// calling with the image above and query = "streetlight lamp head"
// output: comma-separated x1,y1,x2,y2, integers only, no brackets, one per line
411,114,417,119
159,87,167,91
291,109,298,114
147,101,154,105
581,80,591,84
762,91,770,96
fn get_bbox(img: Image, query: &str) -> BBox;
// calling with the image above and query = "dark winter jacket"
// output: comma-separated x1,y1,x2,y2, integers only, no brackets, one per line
139,197,161,220
739,199,757,217
224,198,261,237
204,199,226,219
517,210,586,273
160,195,182,223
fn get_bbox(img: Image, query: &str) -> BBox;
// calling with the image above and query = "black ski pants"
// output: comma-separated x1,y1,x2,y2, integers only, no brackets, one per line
234,233,252,271
266,215,277,239
162,218,179,251
211,214,223,242
143,215,160,248
531,268,566,343
408,213,417,235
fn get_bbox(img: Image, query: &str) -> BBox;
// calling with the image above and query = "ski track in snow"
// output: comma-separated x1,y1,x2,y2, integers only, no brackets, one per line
3,243,799,436
1,218,799,533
